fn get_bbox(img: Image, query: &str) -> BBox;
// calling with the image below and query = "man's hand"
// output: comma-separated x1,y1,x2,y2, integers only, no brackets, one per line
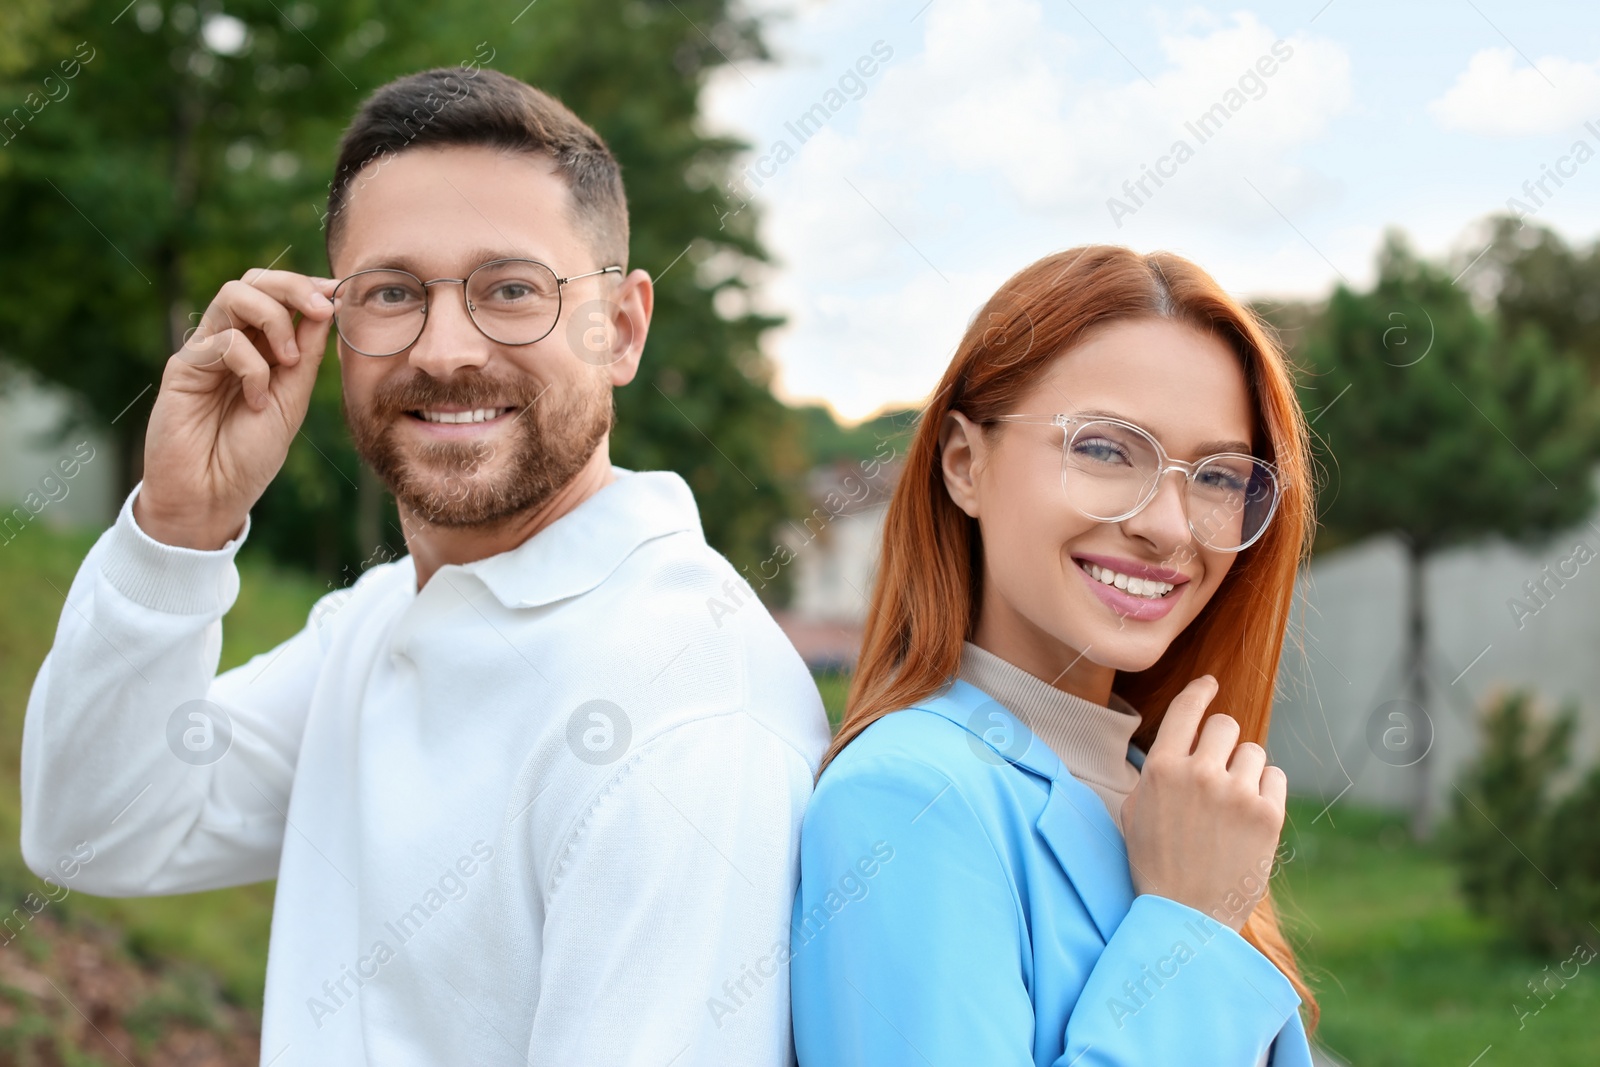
1119,675,1288,932
133,268,337,550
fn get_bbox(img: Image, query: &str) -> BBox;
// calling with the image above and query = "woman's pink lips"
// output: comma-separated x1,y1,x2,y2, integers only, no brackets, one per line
1072,556,1185,622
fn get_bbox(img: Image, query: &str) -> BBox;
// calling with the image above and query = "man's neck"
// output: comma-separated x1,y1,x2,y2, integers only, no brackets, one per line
400,446,618,589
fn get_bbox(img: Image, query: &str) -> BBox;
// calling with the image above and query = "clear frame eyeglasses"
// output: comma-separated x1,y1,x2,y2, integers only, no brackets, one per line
987,412,1282,552
331,258,624,357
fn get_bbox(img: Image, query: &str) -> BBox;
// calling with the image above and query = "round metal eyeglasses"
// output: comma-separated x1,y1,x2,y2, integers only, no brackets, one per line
988,412,1283,552
331,258,623,357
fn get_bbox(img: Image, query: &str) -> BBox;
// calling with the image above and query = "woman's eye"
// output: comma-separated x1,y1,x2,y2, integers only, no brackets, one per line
1198,467,1249,492
1073,438,1129,464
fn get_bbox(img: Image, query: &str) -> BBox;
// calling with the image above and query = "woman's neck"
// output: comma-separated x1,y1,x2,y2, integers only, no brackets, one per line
969,609,1115,707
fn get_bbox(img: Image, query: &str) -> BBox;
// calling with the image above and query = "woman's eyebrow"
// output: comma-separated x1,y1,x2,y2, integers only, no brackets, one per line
1073,408,1251,455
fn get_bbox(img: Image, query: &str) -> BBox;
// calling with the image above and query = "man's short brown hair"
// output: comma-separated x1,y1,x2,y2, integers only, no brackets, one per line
326,67,629,269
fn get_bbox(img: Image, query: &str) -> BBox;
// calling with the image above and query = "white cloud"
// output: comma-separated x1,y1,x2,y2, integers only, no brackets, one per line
728,2,1353,417
1428,47,1600,136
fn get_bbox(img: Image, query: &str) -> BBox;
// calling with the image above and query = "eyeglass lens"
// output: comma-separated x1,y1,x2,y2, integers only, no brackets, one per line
1060,419,1278,551
332,260,563,356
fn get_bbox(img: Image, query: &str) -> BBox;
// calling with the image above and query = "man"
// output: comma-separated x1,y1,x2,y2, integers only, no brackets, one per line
21,66,830,1065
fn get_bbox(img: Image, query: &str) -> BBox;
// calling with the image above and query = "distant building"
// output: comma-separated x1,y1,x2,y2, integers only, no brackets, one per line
770,454,901,673
0,366,116,543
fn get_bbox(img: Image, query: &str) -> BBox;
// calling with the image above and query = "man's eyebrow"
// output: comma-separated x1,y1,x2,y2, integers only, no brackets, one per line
346,248,534,276
1072,408,1253,456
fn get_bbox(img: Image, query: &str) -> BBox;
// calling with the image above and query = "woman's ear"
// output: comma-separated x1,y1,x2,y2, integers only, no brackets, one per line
939,410,985,518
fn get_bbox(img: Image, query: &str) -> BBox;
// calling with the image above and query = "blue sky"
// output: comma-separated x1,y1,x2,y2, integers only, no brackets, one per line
699,0,1600,420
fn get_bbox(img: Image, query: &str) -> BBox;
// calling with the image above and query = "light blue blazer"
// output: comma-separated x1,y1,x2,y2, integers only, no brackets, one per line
790,677,1313,1066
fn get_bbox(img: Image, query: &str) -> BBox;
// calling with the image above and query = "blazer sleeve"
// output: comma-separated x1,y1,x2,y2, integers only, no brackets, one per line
790,751,1037,1067
1061,893,1302,1066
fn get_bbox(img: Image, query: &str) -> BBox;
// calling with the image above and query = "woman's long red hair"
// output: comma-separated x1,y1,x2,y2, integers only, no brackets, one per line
822,244,1318,1032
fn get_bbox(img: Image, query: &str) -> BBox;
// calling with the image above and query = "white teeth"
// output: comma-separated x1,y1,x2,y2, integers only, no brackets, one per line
419,407,505,424
1080,561,1175,599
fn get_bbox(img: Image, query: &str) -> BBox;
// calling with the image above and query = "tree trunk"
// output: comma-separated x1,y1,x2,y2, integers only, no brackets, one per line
1406,539,1434,841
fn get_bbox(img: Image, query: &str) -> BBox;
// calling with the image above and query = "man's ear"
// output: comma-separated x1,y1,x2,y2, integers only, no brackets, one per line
939,410,986,519
595,268,653,386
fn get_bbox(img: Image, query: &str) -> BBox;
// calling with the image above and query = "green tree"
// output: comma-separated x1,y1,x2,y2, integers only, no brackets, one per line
0,0,810,597
1470,213,1600,373
1445,689,1600,955
1285,231,1598,838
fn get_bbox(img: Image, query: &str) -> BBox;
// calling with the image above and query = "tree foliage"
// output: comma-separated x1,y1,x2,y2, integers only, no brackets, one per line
1444,689,1600,955
1290,230,1597,558
0,0,811,595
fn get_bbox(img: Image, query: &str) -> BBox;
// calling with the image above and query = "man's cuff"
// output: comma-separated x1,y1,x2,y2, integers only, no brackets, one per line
96,482,250,616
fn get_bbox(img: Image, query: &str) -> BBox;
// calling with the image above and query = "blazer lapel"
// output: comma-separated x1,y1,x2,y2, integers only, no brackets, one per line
914,680,1136,943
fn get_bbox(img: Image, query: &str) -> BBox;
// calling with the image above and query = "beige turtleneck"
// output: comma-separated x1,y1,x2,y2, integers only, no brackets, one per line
956,640,1144,830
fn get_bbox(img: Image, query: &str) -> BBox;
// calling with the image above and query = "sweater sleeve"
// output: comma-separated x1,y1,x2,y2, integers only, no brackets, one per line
20,486,324,896
524,711,815,1066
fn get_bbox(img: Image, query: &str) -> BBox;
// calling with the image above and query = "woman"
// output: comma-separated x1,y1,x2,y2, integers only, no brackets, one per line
789,246,1318,1066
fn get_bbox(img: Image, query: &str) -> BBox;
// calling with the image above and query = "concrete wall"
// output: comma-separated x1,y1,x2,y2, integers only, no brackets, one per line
1269,494,1600,813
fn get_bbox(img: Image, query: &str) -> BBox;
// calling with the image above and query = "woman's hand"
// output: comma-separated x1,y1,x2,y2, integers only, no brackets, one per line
134,268,337,550
1118,675,1286,932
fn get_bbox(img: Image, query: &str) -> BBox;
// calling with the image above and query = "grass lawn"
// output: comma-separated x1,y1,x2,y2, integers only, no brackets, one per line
1279,800,1600,1065
3,525,1597,1062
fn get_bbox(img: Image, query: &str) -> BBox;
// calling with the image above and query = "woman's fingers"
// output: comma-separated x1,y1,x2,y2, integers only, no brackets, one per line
1147,674,1218,760
1226,739,1267,783
1259,764,1288,808
1192,709,1241,767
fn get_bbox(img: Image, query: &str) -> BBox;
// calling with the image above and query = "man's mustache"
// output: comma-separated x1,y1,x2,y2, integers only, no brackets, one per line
366,373,546,419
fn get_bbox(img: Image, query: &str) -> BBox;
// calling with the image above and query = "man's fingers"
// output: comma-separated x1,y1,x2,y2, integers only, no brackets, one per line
183,288,291,370
1147,675,1218,760
277,313,333,416
214,330,273,410
239,268,337,320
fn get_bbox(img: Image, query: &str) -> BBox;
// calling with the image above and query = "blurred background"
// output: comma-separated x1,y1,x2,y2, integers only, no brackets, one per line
3,0,1600,1063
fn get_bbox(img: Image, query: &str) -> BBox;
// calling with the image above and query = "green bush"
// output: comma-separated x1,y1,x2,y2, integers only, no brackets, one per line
1443,690,1600,955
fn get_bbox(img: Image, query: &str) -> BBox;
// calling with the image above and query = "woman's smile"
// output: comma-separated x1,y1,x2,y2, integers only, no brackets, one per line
1071,550,1192,622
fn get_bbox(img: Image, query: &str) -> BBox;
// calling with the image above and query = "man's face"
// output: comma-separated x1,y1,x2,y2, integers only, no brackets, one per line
330,145,641,529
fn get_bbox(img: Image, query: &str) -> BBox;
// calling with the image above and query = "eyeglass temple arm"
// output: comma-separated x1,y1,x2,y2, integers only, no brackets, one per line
557,265,625,285
987,414,1071,427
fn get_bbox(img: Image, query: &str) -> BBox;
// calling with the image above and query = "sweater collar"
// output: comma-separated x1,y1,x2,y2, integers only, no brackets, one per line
454,466,703,609
955,641,1145,789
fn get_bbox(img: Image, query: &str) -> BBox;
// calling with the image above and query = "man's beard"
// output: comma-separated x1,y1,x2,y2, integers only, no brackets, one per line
345,370,612,529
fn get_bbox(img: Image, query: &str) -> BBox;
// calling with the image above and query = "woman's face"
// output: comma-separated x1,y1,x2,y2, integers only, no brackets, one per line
940,316,1257,685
